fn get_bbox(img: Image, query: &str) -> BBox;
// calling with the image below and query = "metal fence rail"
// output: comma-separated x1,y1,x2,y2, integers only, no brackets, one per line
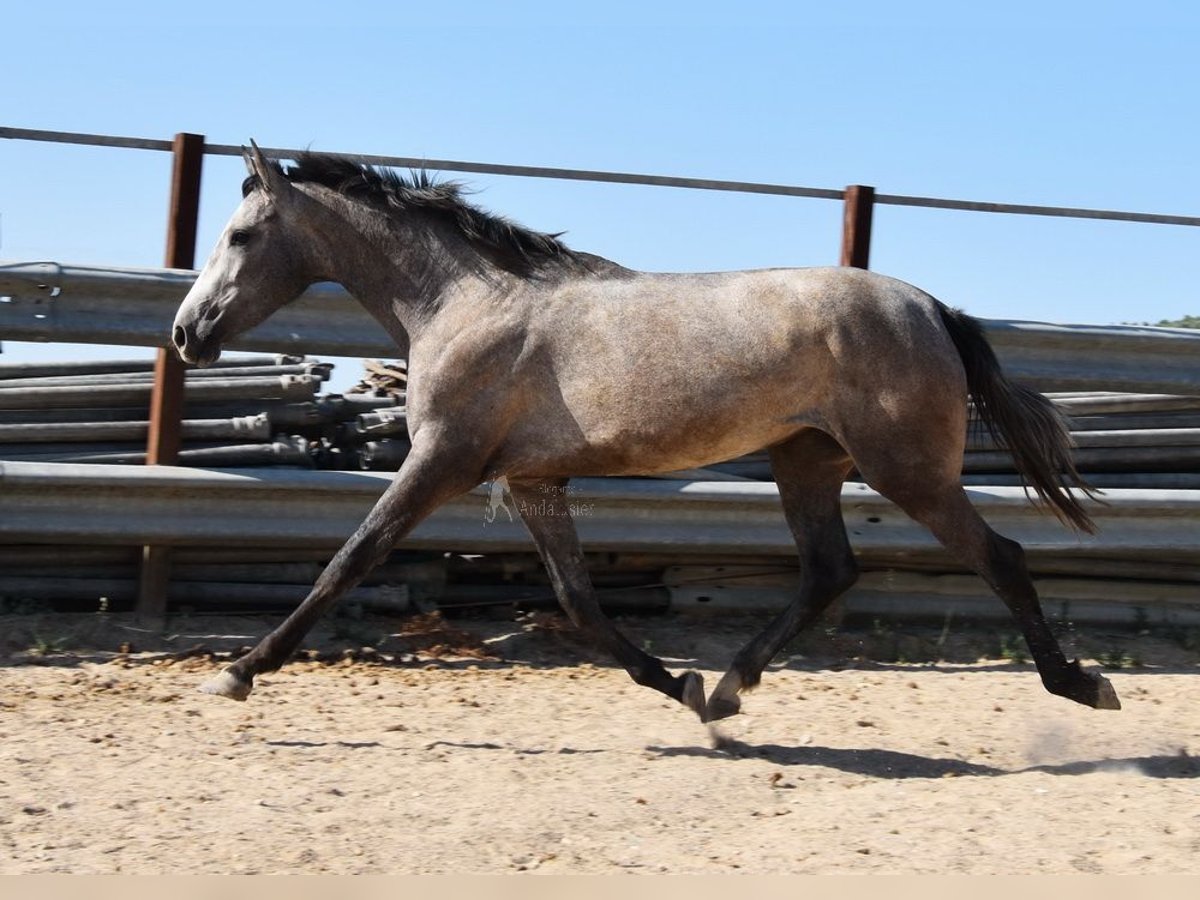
1,461,1195,557
3,126,1199,625
5,126,1200,227
2,462,1197,623
4,260,1200,393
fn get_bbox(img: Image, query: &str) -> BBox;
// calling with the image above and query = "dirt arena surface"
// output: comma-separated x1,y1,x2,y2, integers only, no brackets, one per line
1,610,1198,874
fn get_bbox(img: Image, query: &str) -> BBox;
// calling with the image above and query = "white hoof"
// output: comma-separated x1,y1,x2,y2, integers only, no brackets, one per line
198,668,252,701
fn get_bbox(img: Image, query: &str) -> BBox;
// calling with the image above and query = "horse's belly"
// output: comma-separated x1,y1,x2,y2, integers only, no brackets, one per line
503,385,818,478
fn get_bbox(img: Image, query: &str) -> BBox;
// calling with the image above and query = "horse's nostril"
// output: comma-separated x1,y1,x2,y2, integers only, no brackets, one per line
173,325,187,349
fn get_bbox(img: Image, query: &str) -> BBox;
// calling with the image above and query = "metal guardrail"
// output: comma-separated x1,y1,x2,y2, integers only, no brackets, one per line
1,461,1195,559
0,261,393,357
4,260,1199,393
665,568,1200,626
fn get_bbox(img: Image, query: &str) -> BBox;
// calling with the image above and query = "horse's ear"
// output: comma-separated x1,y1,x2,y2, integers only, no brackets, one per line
244,139,289,198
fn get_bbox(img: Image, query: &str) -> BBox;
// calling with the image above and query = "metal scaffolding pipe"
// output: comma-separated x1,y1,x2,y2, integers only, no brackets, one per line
0,362,332,389
0,375,321,410
0,414,270,444
0,354,303,380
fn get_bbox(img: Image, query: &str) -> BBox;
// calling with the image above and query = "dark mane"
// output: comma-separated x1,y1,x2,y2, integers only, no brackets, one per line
244,153,578,278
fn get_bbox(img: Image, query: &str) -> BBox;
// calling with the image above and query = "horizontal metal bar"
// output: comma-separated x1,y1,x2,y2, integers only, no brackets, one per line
0,400,325,427
0,126,174,153
0,373,319,409
667,570,1200,625
0,414,269,444
961,472,1200,490
967,427,1200,452
0,574,408,611
0,463,1194,562
6,126,1197,226
964,445,1200,474
873,192,1200,227
980,320,1200,394
0,438,312,466
5,261,1200,393
0,354,300,379
1050,394,1200,415
0,363,331,389
0,261,396,356
1066,412,1200,432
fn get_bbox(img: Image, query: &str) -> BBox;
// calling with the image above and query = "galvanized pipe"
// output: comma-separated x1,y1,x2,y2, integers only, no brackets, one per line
0,354,302,380
317,394,402,419
358,439,410,470
0,438,312,467
355,408,409,436
0,414,270,444
0,375,320,410
0,362,332,389
0,400,325,428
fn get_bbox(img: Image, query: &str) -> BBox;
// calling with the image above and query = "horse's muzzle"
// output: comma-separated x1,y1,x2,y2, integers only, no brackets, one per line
172,322,221,367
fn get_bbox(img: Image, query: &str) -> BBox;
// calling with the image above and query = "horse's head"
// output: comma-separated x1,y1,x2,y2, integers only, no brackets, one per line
171,142,319,366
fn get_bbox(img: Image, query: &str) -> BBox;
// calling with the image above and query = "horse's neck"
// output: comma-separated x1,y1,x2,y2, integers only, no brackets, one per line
314,198,467,353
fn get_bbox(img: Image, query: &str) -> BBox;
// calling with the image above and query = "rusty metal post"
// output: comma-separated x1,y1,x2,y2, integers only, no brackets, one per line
147,132,204,463
137,132,205,622
840,184,875,269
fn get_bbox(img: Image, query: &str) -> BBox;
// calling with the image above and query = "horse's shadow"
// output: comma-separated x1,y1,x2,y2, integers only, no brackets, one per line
395,735,1198,780
646,737,1200,780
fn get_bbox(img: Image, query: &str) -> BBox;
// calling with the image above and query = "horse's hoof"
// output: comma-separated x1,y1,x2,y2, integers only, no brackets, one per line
705,670,743,721
679,671,707,722
1091,672,1121,710
706,694,741,722
199,668,253,701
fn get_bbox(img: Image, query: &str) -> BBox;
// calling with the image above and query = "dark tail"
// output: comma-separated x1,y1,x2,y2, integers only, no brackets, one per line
935,302,1099,533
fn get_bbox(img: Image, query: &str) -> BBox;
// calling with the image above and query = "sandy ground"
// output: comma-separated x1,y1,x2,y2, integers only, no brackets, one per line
1,609,1198,874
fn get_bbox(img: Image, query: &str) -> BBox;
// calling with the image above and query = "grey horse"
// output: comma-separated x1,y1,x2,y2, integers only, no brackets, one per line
171,143,1119,723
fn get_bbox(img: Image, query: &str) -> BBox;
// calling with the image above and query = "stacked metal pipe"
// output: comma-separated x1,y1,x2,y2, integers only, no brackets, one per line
0,355,400,468
0,355,410,614
1,318,1198,626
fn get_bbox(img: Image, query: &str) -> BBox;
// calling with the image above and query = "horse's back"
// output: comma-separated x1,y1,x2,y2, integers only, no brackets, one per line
492,265,966,477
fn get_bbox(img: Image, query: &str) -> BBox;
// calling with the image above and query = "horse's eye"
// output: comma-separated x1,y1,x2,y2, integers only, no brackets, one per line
230,229,251,247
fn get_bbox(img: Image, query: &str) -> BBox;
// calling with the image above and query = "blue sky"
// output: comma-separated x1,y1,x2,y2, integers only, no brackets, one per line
2,1,1197,390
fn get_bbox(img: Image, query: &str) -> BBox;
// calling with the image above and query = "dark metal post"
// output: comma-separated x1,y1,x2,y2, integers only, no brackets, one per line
147,132,204,463
840,184,875,269
137,132,205,622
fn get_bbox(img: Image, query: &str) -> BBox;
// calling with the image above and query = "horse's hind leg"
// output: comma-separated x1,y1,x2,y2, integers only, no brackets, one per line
707,430,858,721
508,478,707,720
866,469,1119,710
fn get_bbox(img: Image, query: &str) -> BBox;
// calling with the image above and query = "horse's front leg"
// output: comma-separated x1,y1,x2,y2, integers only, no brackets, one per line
199,438,482,700
508,478,707,720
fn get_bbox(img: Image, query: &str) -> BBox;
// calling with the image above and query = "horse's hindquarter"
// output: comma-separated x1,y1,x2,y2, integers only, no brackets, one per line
497,266,962,477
